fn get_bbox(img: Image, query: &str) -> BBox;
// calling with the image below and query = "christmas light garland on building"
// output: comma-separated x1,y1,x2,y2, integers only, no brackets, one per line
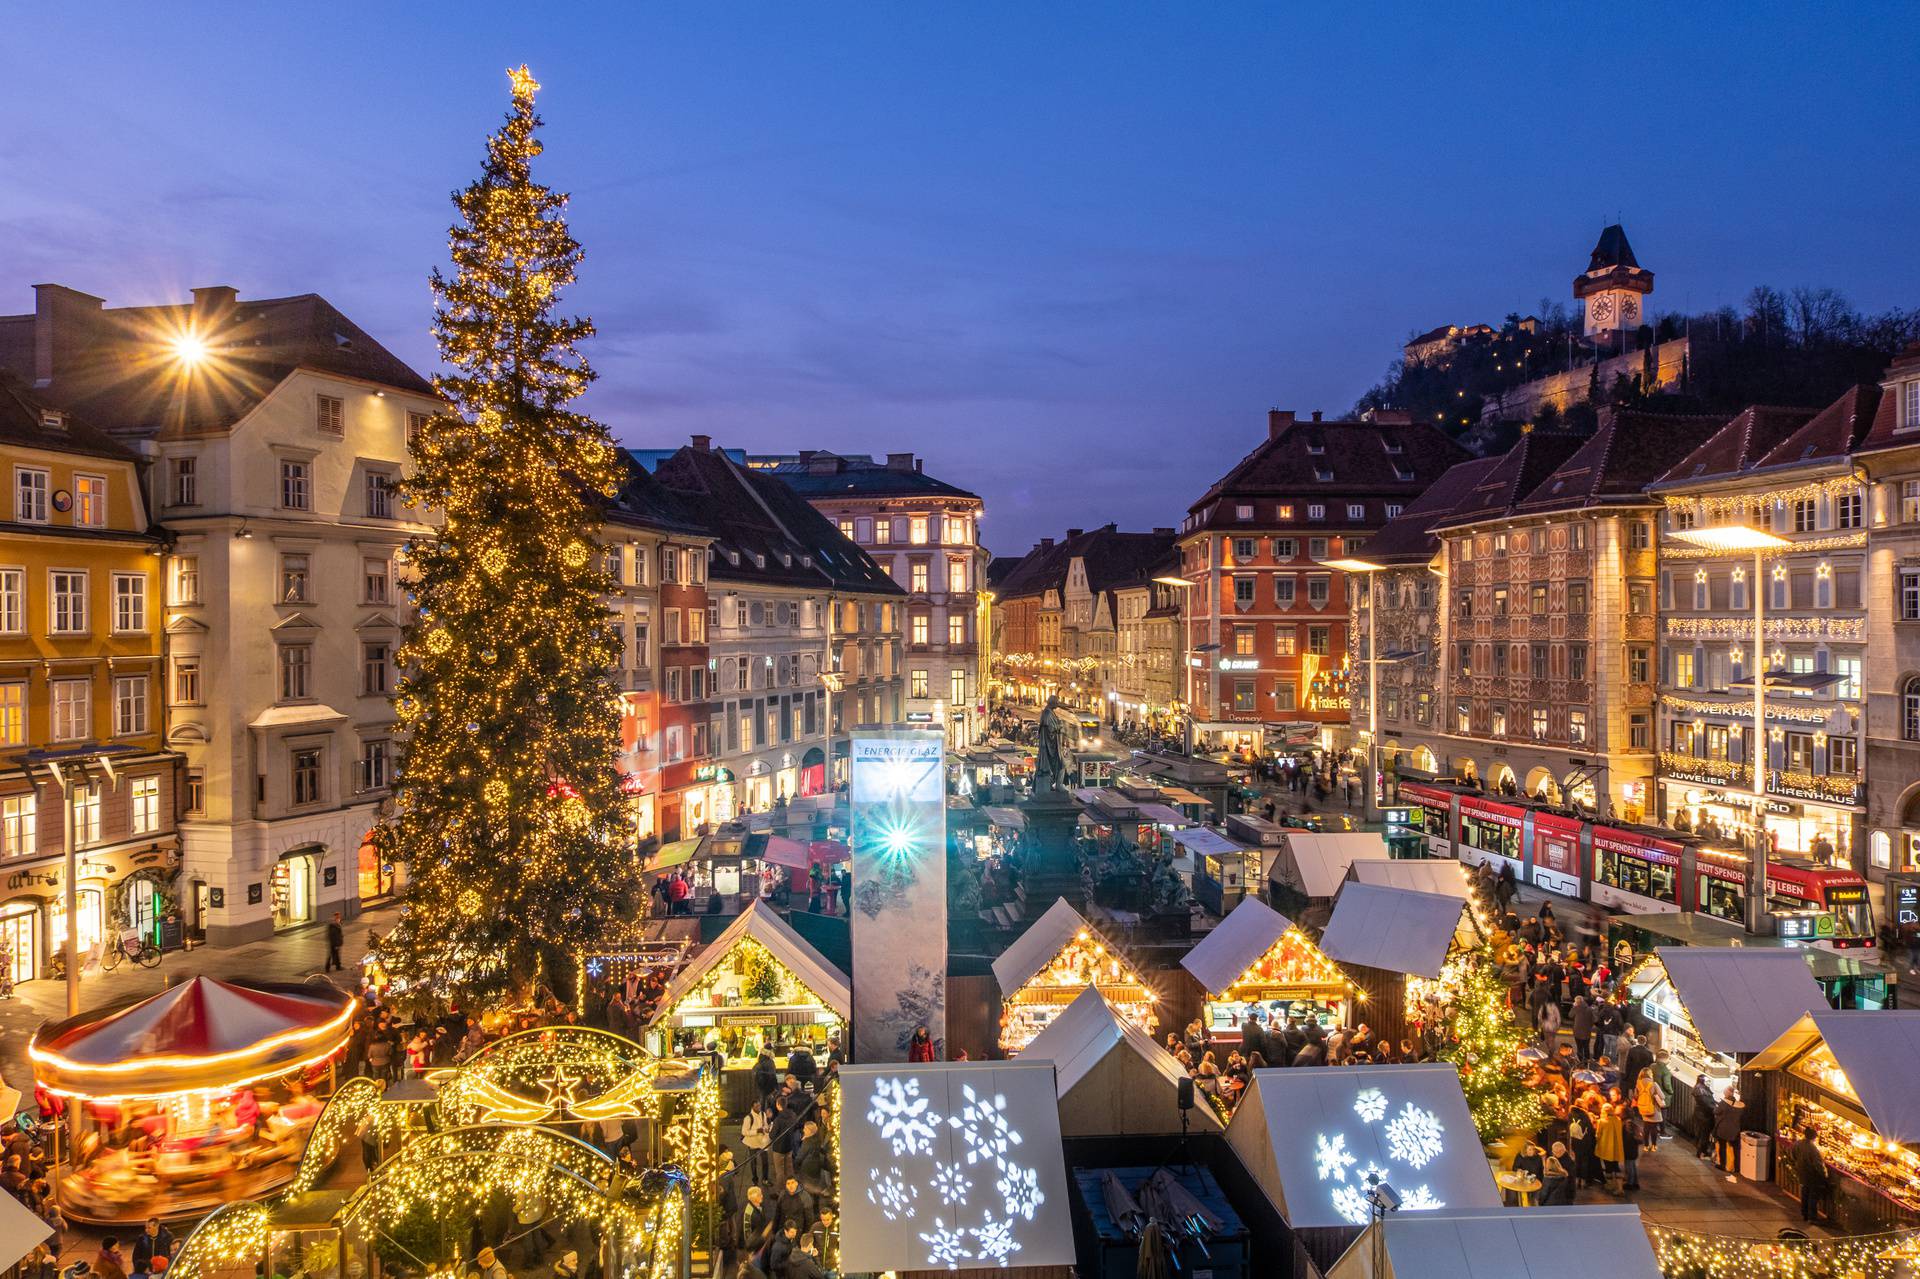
1647,1222,1920,1279
1662,615,1866,642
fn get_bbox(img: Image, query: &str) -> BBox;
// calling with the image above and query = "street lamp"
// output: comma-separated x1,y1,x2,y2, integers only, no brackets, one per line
30,746,132,1017
1154,575,1200,755
1670,523,1790,935
1322,557,1389,822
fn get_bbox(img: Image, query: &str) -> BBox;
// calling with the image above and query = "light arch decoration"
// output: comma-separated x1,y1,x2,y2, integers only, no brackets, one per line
433,1024,662,1126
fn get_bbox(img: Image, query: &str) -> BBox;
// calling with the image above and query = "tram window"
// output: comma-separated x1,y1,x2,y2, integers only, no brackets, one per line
1417,804,1449,838
1461,815,1520,861
1699,877,1743,922
1596,848,1677,904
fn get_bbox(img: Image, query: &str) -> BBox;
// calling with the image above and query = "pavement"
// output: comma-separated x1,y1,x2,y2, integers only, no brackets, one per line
0,903,400,1114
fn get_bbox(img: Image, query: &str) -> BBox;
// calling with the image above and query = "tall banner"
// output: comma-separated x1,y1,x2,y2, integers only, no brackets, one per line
849,730,947,1061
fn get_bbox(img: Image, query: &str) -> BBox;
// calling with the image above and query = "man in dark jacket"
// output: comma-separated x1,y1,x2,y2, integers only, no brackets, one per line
1240,1012,1268,1064
1620,1031,1654,1098
325,911,345,972
767,1222,800,1279
784,1235,828,1279
132,1219,175,1273
1692,1077,1718,1156
773,1176,817,1235
1791,1126,1829,1222
1713,1092,1747,1180
738,1186,773,1262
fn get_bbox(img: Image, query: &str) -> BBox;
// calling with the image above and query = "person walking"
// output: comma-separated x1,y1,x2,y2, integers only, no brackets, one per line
1621,1108,1644,1192
1791,1126,1829,1223
1594,1103,1624,1190
1570,997,1596,1064
325,911,345,973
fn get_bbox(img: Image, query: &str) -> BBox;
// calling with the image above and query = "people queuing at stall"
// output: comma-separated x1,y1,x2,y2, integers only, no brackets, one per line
721,1043,844,1279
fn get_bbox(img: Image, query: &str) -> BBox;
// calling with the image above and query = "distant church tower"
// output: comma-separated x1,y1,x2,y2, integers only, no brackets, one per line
1573,223,1653,342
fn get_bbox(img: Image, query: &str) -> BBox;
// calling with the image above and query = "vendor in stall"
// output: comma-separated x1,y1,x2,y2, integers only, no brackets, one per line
1180,898,1358,1043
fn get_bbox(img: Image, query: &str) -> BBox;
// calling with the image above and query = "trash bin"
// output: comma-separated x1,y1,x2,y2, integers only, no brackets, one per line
1740,1130,1772,1182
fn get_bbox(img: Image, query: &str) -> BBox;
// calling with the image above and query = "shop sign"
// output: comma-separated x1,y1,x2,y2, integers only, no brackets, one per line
717,1011,780,1028
1894,881,1920,927
694,764,735,783
4,843,179,895
905,711,935,723
1217,658,1259,672
1771,776,1858,806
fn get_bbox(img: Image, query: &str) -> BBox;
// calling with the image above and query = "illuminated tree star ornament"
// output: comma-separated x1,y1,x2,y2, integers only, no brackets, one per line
507,63,540,99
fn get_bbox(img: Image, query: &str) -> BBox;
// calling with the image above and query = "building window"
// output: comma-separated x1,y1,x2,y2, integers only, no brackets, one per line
1274,682,1296,712
129,776,160,835
837,519,854,539
1309,537,1329,560
113,675,148,736
366,470,396,518
70,785,101,847
172,556,200,605
112,573,147,633
14,468,48,523
909,516,929,545
1490,706,1507,736
1903,481,1920,524
1308,505,1325,521
1902,570,1920,622
406,410,430,442
173,659,202,705
364,557,391,604
316,394,344,435
1569,710,1588,744
1232,625,1256,656
1492,588,1508,616
74,474,108,527
947,614,966,646
1232,680,1256,713
0,568,22,635
1836,489,1863,529
181,770,204,815
1530,584,1548,614
50,570,87,634
1628,583,1651,615
950,668,968,705
1693,572,1709,610
948,559,968,593
279,553,310,603
1793,499,1817,533
1569,644,1588,682
1307,625,1330,655
1235,504,1254,521
1456,701,1471,733
1234,538,1257,562
1233,577,1255,608
359,739,390,792
279,644,313,701
911,614,930,645
1630,712,1651,750
1531,708,1548,740
1829,735,1858,777
280,459,312,510
1271,538,1296,560
1274,576,1296,608
910,561,929,593
1307,575,1330,608
51,679,89,742
1627,520,1651,550
1274,627,1296,656
362,642,391,695
291,748,323,806
1384,504,1403,519
874,519,892,546
910,670,930,699
0,683,22,747
1567,582,1588,614
0,794,34,857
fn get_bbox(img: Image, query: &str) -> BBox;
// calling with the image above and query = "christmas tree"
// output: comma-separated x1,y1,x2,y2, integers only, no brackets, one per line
1436,952,1546,1143
378,65,630,1007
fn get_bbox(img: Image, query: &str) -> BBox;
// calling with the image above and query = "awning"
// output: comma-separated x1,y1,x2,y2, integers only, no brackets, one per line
1649,947,1826,1056
646,838,701,870
1748,1011,1920,1143
1169,826,1247,859
1728,671,1846,692
1160,786,1211,807
0,1190,53,1271
1320,883,1465,979
983,806,1027,829
1137,803,1194,827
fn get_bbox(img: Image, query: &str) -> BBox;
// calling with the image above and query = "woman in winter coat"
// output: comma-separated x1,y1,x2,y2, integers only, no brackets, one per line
1594,1103,1625,1183
908,1026,937,1063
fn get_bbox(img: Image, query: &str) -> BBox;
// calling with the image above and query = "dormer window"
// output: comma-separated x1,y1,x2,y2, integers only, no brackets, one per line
754,553,766,568
39,411,66,433
1383,439,1404,455
1235,504,1254,520
1306,440,1326,455
781,552,792,568
1392,465,1414,482
1314,467,1333,482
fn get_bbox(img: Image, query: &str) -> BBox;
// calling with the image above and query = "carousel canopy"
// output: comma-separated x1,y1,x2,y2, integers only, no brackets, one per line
1181,896,1294,996
1321,884,1466,980
1348,858,1473,901
1648,947,1826,1057
30,977,357,1098
1021,984,1223,1136
991,897,1131,996
1328,1206,1660,1279
654,899,851,1019
1280,832,1393,899
1747,1010,1920,1143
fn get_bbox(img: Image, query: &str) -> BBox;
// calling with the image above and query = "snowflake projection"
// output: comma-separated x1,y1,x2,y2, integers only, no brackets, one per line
1353,1088,1389,1123
1315,1132,1356,1182
973,1211,1022,1267
868,1076,941,1156
868,1166,920,1221
931,1161,973,1207
995,1161,1046,1220
1400,1185,1447,1211
1331,1183,1372,1226
1384,1103,1447,1170
920,1218,973,1270
948,1084,1022,1168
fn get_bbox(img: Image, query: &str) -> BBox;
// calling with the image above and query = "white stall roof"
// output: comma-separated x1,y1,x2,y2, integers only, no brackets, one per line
838,1061,1075,1273
0,1190,52,1270
1284,832,1394,899
1169,826,1247,859
1225,1064,1500,1228
992,897,1096,994
982,805,1026,829
654,899,851,1019
1022,985,1224,1136
1181,896,1293,996
1138,802,1195,827
1320,884,1465,979
1328,1207,1660,1279
1650,947,1826,1057
1748,1010,1920,1144
1349,858,1474,901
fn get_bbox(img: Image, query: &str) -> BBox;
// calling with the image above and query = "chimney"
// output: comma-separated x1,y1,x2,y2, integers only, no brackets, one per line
885,452,915,472
1067,528,1084,539
191,285,239,312
32,284,105,388
1038,538,1055,551
1152,527,1173,536
690,434,711,452
1268,409,1294,440
1369,409,1413,426
1311,410,1324,422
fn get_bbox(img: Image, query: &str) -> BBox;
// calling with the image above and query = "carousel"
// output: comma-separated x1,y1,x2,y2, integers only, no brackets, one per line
29,976,357,1225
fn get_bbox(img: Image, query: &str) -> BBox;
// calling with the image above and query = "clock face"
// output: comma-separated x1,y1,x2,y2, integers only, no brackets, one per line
1620,294,1641,323
1588,293,1616,325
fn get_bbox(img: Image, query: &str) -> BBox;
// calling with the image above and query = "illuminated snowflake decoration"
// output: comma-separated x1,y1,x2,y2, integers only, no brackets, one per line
973,1211,1022,1267
995,1161,1046,1220
1353,1088,1388,1123
949,1084,1022,1168
920,1218,973,1270
1331,1183,1371,1225
1385,1103,1446,1170
931,1161,973,1206
1315,1132,1356,1182
868,1166,919,1221
1400,1185,1447,1211
868,1076,940,1156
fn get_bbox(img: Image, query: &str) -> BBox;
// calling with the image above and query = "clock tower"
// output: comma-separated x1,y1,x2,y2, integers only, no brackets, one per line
1573,223,1654,342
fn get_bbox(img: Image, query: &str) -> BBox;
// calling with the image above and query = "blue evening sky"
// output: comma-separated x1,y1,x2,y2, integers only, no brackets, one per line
5,4,1916,554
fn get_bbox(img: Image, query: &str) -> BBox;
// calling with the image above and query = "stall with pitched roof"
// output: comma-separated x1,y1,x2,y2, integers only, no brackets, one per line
991,898,1157,1052
1320,883,1475,1051
1021,984,1223,1137
1181,897,1358,1043
1327,1205,1661,1279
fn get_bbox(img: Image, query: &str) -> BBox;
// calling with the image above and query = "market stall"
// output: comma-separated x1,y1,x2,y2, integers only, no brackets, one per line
1022,984,1223,1136
29,977,356,1225
1748,1010,1920,1232
1175,825,1261,914
1181,896,1358,1042
1269,832,1393,914
1319,884,1472,1050
760,836,849,910
1327,1206,1661,1279
991,898,1157,1052
1622,947,1826,1132
647,900,850,1112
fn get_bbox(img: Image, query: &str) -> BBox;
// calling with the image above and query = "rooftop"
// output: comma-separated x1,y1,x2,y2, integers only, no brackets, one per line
1188,411,1467,518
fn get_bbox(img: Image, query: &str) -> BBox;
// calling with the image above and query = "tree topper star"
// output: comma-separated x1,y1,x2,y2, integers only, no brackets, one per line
507,64,541,100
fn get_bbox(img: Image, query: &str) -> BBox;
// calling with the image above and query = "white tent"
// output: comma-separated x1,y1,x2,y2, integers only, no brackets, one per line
1021,985,1223,1136
1646,947,1827,1056
1279,832,1393,899
1348,858,1473,901
1225,1064,1500,1229
1748,1010,1920,1144
1327,1206,1660,1279
838,1061,1076,1273
992,897,1096,994
653,898,851,1020
0,1190,52,1270
1320,884,1467,980
1138,802,1195,827
1181,896,1293,995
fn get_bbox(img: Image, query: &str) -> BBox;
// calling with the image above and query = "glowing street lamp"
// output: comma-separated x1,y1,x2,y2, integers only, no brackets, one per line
1154,575,1201,756
1322,558,1389,821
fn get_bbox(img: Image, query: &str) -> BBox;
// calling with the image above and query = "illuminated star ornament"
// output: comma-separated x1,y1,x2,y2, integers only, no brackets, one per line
507,63,540,100
539,1063,586,1116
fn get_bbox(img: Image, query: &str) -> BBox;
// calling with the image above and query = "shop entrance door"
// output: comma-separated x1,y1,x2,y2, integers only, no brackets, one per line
0,905,36,983
273,854,317,929
125,878,159,941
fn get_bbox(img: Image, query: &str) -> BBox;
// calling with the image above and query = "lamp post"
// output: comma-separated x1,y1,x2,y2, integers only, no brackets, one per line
1154,575,1199,756
1669,524,1790,935
1324,558,1389,823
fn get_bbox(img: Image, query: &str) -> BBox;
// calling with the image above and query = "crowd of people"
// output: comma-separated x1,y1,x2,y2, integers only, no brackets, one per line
1170,1011,1446,1116
721,1057,840,1279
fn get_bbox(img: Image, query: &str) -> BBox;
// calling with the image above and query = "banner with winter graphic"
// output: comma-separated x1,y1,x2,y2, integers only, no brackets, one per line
838,1061,1075,1273
849,730,948,1062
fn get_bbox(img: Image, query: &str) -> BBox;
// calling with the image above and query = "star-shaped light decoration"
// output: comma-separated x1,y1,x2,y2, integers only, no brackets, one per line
507,64,541,100
539,1062,585,1117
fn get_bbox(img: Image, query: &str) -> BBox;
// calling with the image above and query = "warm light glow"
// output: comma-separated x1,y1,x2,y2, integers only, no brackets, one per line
1669,524,1790,552
1320,557,1386,573
170,330,210,366
1152,575,1195,588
